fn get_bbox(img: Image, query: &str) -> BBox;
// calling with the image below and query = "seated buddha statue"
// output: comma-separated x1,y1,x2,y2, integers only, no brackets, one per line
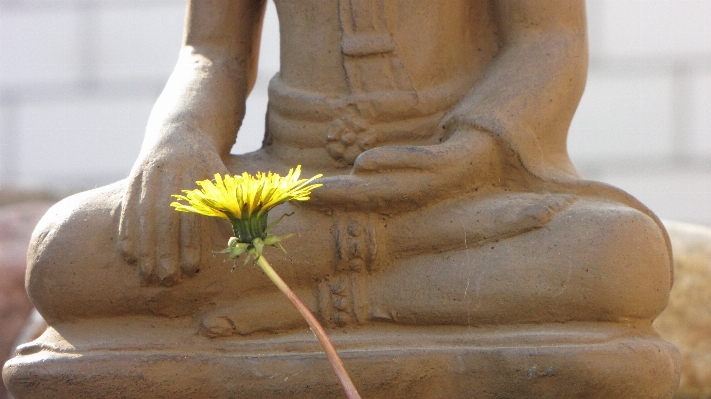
4,0,680,398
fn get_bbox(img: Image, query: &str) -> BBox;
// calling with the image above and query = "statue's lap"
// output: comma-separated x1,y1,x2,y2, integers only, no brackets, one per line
10,150,678,399
24,163,671,333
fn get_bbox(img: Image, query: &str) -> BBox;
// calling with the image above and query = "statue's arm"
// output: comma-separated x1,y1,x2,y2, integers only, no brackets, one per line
118,0,267,284
144,0,266,157
444,0,588,178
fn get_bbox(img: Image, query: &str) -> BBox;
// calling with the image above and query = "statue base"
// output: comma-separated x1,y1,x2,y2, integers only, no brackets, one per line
4,318,680,398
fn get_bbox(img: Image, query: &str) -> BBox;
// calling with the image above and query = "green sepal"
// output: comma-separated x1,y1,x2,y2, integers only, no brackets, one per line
220,232,294,268
251,237,265,258
275,242,288,255
263,233,293,246
265,212,294,234
229,211,268,243
220,237,250,259
263,233,293,255
244,248,257,267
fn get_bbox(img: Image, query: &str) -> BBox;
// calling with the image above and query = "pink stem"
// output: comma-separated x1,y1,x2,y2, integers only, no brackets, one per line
256,256,362,399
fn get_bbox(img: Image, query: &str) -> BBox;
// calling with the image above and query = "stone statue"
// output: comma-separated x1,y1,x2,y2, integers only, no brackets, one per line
3,1,680,398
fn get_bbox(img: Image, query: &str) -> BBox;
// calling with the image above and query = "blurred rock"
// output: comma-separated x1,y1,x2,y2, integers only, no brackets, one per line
656,221,711,399
0,201,54,399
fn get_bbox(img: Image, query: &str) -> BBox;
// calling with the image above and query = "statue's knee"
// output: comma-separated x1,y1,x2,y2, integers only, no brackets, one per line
25,183,126,323
571,202,672,320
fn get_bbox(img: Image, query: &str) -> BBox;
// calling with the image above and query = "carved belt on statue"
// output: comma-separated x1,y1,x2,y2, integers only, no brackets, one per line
265,75,473,165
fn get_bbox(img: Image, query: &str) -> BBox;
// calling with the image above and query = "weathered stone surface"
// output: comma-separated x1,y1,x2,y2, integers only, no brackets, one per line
0,201,53,399
656,221,711,399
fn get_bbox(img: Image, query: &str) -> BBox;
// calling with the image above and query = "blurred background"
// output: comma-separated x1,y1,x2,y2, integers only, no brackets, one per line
0,0,710,225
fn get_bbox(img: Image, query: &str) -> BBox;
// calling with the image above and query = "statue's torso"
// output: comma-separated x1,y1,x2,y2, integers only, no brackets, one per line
274,0,498,96
267,0,499,166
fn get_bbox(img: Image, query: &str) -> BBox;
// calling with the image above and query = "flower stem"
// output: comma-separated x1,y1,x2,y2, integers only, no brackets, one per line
255,256,362,399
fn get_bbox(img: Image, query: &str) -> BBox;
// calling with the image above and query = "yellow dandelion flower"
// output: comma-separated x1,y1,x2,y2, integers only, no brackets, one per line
171,165,322,245
170,166,360,398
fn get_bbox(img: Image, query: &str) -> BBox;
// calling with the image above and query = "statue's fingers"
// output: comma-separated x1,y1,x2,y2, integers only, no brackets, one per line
352,127,475,175
179,172,202,275
307,174,430,212
118,174,142,264
305,175,373,207
136,169,160,281
154,170,181,284
353,145,438,173
180,213,202,275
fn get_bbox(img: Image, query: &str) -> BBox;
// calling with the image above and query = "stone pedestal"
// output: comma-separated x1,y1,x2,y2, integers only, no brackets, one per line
5,321,679,399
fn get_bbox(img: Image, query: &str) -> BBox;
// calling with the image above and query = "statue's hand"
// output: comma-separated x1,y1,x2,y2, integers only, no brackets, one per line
118,130,228,285
309,128,505,212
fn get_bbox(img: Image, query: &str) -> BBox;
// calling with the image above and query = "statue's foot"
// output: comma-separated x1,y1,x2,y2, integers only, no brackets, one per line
199,288,317,337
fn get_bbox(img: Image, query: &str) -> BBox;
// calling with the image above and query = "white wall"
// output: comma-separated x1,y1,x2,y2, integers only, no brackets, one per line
0,0,709,224
571,1,711,225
